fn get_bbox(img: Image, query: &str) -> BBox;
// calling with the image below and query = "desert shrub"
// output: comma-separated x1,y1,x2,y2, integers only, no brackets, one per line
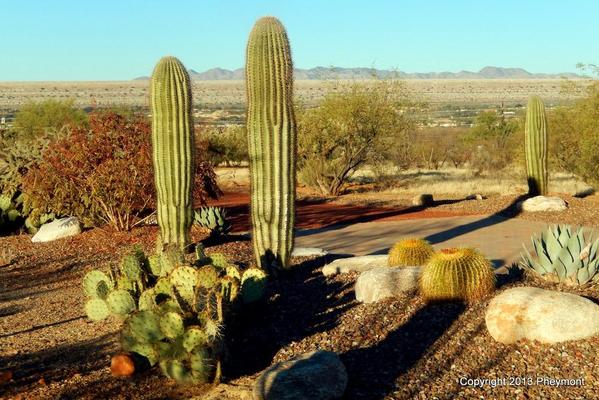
13,99,87,140
22,111,220,231
204,125,248,166
549,82,599,186
297,80,415,195
465,110,520,173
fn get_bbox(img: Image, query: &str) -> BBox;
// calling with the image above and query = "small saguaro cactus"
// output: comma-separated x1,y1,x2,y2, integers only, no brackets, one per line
525,96,548,196
150,56,195,250
245,17,297,270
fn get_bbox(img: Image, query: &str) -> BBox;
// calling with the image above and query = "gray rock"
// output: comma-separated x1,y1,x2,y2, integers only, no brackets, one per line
355,266,421,303
518,196,567,212
292,247,329,257
31,217,81,243
465,193,484,200
253,350,347,400
412,194,434,207
485,286,599,344
322,255,387,276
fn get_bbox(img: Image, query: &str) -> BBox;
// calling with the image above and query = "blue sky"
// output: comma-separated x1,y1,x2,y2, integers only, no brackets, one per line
1,1,597,81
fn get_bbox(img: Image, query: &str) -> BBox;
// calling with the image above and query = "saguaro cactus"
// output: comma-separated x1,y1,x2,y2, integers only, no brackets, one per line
525,96,548,196
150,56,194,250
246,17,296,270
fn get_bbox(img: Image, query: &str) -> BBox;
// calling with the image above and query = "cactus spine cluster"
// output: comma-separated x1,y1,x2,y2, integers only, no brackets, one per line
525,96,548,196
150,56,195,250
419,248,496,303
246,17,297,270
388,238,434,267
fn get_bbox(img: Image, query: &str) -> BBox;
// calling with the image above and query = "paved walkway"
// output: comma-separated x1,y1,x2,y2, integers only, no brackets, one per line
295,215,551,267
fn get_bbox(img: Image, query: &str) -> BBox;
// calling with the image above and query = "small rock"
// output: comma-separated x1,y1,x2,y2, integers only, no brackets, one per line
111,353,135,377
253,350,347,400
355,266,421,303
31,217,81,243
465,194,484,200
322,255,387,276
412,194,434,207
485,286,599,344
518,196,567,212
292,247,329,257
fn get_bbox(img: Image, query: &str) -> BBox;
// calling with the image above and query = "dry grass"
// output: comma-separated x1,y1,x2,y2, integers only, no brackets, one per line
215,166,592,198
355,167,592,196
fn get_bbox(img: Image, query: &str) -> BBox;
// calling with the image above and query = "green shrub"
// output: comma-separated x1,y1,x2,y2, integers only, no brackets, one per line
465,110,521,174
13,99,87,140
549,82,599,187
204,125,248,166
297,80,415,195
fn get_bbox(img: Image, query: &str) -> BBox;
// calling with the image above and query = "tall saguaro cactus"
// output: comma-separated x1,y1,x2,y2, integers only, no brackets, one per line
150,56,195,250
246,17,296,270
525,96,548,196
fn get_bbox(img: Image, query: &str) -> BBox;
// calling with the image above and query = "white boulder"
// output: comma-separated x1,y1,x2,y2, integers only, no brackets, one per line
355,266,421,303
322,255,387,276
519,196,567,212
31,217,81,243
485,286,599,344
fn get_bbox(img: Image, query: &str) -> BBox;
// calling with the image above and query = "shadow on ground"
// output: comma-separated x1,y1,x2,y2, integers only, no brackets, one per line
225,254,357,378
341,302,466,399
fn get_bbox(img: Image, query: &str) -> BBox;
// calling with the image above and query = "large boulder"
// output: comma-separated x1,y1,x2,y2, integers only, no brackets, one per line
31,217,81,243
322,255,387,276
519,196,567,212
292,247,329,257
355,266,421,303
253,350,347,400
485,286,599,344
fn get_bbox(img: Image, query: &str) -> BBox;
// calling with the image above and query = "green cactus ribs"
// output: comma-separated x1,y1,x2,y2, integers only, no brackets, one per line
420,248,496,303
246,16,297,271
150,56,195,251
525,96,548,196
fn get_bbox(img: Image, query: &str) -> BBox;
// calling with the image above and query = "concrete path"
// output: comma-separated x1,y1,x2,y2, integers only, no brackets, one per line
295,215,551,268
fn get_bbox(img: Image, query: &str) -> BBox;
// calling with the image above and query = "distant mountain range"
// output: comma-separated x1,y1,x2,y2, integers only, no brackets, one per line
135,66,582,81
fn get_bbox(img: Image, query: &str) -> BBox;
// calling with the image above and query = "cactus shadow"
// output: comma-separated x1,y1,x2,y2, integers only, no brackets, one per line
0,333,114,391
423,194,529,244
224,254,358,378
340,302,466,399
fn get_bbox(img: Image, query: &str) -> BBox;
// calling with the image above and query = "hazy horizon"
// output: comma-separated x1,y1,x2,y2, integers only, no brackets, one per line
1,0,597,81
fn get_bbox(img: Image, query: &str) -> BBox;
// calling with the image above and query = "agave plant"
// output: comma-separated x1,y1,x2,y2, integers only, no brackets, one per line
521,225,599,286
194,207,231,237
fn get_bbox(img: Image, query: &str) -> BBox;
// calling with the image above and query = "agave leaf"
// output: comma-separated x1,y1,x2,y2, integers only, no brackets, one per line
522,244,547,275
577,267,590,285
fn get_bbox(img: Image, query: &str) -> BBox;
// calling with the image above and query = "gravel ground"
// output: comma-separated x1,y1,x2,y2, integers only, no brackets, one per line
1,222,598,399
